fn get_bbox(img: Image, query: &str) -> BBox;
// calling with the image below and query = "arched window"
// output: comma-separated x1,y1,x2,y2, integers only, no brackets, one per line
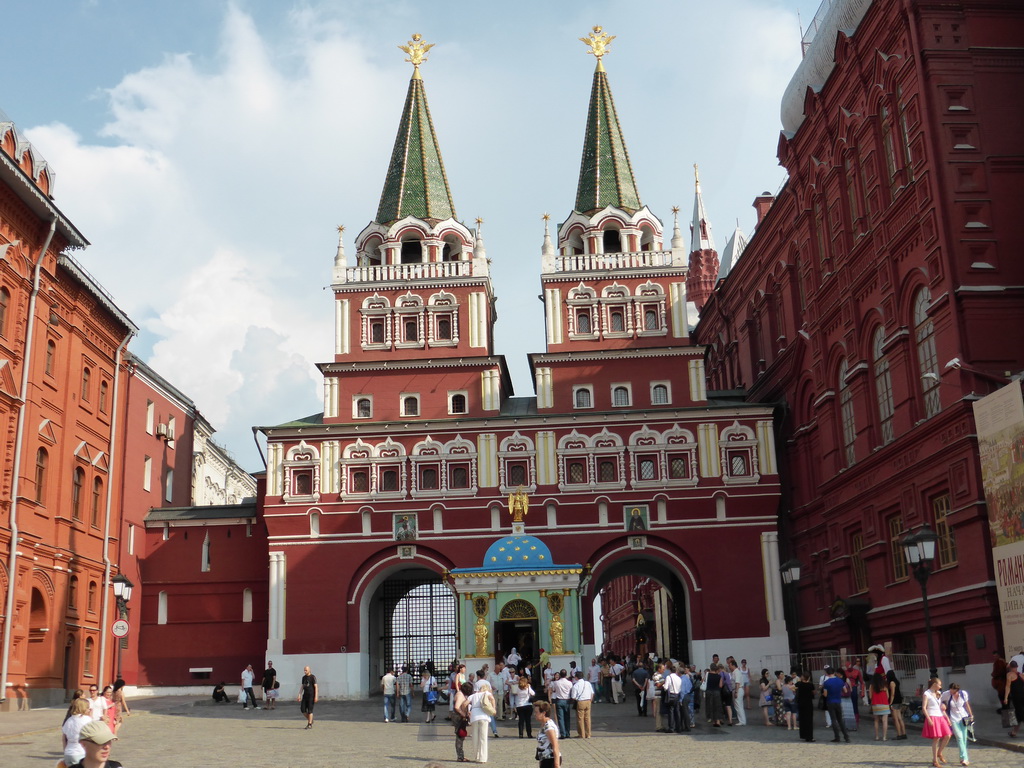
81,367,91,401
99,381,109,414
35,448,48,503
873,327,895,444
381,469,399,492
404,319,418,342
87,581,97,612
91,477,103,527
202,532,211,572
72,467,85,520
351,470,369,492
242,588,253,622
403,396,419,417
450,393,467,414
839,359,856,467
612,386,630,407
437,316,452,340
0,286,8,336
508,464,527,486
914,288,940,418
420,467,438,490
449,465,469,489
68,575,78,609
356,398,372,418
610,310,625,332
603,229,622,253
400,239,423,264
370,321,385,343
644,308,658,330
576,311,591,334
165,469,174,503
84,637,95,676
45,340,55,376
158,591,168,624
574,388,592,409
651,384,669,405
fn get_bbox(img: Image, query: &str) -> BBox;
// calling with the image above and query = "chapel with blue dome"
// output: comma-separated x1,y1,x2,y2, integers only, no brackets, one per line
448,494,584,668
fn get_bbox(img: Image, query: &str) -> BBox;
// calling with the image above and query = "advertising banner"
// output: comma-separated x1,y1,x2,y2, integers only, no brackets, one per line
974,382,1024,655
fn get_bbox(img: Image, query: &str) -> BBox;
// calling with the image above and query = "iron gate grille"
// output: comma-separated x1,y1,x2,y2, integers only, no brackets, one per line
382,579,457,672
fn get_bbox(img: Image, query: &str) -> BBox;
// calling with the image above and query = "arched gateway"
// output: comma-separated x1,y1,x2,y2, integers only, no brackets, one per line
257,29,789,697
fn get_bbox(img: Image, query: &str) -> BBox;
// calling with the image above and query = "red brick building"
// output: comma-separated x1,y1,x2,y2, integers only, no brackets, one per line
0,117,137,708
694,0,1024,692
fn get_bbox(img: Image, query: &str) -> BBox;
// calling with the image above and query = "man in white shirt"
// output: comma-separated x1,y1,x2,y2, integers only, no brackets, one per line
729,660,746,725
550,670,574,738
740,659,751,704
663,664,685,732
499,662,515,718
610,660,624,704
570,671,595,738
587,658,602,702
87,684,106,720
381,667,397,722
241,664,258,710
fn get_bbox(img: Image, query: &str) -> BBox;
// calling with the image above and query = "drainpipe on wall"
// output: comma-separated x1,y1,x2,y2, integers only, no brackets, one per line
1,219,57,703
97,330,134,687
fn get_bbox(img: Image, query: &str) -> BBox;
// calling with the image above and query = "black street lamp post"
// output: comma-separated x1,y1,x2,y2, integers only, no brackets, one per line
781,559,803,670
902,527,939,678
111,574,133,680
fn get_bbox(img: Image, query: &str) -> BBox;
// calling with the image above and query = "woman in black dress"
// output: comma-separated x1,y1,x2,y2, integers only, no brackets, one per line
704,664,725,727
1005,660,1024,737
794,670,816,742
887,669,907,739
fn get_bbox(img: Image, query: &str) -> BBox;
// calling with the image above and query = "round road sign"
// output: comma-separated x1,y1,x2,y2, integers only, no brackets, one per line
111,619,130,638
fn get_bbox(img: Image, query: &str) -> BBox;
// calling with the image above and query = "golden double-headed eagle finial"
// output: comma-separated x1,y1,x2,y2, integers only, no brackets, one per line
580,25,615,69
399,33,434,78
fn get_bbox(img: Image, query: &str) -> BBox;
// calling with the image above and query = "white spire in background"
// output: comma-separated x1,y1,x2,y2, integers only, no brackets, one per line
542,213,554,256
690,164,715,252
719,220,748,280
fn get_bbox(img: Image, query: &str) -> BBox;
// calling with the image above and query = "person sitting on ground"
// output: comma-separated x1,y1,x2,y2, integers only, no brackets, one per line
212,682,230,703
68,719,123,768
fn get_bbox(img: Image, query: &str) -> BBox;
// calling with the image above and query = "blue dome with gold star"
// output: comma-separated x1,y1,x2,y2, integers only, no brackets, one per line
481,535,552,570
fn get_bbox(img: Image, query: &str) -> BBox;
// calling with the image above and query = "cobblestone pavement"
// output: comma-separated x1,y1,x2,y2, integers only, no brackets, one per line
3,698,1022,768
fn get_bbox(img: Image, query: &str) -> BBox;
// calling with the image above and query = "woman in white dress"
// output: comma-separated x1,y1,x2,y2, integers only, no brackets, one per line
61,698,93,765
505,647,521,668
467,681,495,763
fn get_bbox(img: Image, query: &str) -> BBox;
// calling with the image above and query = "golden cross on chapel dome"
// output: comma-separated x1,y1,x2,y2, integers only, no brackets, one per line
399,33,434,79
580,25,616,70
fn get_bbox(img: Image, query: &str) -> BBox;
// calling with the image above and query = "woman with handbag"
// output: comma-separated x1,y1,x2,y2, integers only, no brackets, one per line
452,681,473,762
941,682,974,766
534,700,561,768
422,668,438,723
758,670,772,726
467,680,495,763
512,675,536,738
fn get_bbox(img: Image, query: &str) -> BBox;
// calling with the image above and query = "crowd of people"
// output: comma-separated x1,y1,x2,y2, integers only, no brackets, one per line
60,679,129,767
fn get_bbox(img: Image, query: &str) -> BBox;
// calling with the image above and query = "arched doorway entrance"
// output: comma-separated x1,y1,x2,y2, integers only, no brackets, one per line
587,555,690,662
366,568,457,687
494,598,538,665
26,587,56,684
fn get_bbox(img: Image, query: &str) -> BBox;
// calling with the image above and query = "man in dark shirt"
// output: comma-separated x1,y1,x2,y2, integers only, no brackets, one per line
822,668,851,743
632,661,651,716
262,661,277,704
298,665,318,729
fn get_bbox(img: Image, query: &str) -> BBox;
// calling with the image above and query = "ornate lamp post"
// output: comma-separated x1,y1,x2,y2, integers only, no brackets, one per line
902,527,939,678
780,559,803,668
111,574,133,679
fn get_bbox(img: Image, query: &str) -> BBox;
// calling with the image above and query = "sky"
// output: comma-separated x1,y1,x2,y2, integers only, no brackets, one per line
5,0,820,471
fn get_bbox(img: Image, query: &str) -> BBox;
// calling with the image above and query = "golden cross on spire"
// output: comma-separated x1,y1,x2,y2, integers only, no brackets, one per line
399,33,434,79
580,25,616,71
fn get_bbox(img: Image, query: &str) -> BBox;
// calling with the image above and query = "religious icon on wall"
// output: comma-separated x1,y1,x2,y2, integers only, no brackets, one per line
394,513,417,541
624,504,649,532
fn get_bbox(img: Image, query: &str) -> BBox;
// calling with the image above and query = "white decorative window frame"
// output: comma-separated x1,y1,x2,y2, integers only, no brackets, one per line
573,384,594,410
448,390,469,415
427,291,459,348
400,392,421,418
395,292,425,350
601,283,633,339
283,440,321,503
371,437,408,499
636,281,668,337
720,421,760,485
498,431,537,494
360,294,392,350
352,394,373,419
567,283,599,340
628,425,699,489
557,429,625,492
610,382,633,408
650,381,672,405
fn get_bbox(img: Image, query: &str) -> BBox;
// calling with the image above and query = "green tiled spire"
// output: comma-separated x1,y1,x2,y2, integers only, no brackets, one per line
375,73,457,225
574,66,642,215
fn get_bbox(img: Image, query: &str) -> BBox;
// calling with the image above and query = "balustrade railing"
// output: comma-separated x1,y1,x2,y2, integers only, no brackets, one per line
339,260,475,283
553,250,677,272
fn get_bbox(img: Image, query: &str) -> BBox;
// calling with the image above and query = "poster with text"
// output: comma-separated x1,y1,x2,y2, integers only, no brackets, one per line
974,382,1024,655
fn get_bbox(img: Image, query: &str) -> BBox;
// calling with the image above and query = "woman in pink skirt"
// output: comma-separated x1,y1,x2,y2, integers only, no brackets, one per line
921,677,951,767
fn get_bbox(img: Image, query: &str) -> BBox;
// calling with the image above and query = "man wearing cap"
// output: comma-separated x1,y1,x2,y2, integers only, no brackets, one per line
68,719,123,768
